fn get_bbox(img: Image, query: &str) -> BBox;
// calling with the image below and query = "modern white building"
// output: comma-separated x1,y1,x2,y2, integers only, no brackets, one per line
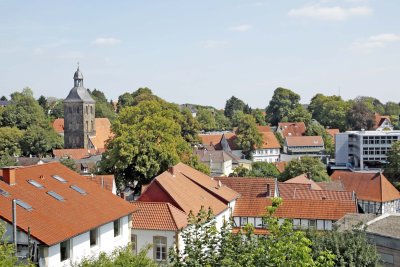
335,130,400,170
252,132,281,162
0,163,135,267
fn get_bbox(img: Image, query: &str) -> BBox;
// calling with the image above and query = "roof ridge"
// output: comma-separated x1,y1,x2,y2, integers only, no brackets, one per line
167,203,186,230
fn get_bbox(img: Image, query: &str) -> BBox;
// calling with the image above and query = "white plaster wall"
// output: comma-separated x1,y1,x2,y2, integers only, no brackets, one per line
132,229,176,262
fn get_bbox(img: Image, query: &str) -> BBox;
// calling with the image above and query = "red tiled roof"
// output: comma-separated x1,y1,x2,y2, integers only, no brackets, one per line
0,162,136,246
223,133,239,150
260,132,281,149
138,163,236,216
257,125,271,133
278,122,306,138
52,118,64,134
292,189,353,201
132,202,187,231
53,148,100,160
273,162,288,173
277,183,311,199
284,174,323,190
326,129,339,138
331,171,400,202
285,136,324,147
374,113,391,129
85,174,115,192
317,181,345,191
198,134,223,148
216,177,276,198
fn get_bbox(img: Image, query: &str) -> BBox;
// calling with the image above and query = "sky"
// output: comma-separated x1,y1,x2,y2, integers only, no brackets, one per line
0,0,399,108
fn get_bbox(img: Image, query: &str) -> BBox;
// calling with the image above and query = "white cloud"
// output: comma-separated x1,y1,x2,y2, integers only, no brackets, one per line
351,33,400,52
92,37,121,45
288,5,372,21
203,40,228,49
229,24,253,32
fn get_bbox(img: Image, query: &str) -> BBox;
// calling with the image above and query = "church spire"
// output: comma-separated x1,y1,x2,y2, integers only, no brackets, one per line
73,64,84,87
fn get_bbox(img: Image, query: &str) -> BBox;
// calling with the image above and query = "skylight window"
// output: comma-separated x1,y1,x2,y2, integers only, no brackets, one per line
47,191,65,201
28,179,44,189
0,188,10,197
70,185,87,195
52,175,67,183
15,199,33,211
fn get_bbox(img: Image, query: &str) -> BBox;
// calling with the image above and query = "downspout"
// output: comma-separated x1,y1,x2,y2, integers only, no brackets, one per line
12,199,17,257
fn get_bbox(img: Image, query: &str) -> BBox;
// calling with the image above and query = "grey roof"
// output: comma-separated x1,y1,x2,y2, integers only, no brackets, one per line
0,100,9,106
73,67,84,80
64,87,95,103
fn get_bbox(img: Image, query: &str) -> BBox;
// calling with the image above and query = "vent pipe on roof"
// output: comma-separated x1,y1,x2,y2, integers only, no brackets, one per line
12,199,17,256
168,166,175,177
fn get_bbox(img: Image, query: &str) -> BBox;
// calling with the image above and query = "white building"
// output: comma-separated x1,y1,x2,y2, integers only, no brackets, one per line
252,132,281,163
0,163,135,267
335,130,400,170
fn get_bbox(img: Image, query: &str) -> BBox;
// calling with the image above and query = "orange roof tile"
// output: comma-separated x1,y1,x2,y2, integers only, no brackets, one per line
85,174,115,192
285,136,324,147
273,161,288,173
0,163,136,246
132,202,187,231
374,113,391,129
284,174,323,190
317,181,345,191
257,125,271,133
326,129,339,138
260,132,281,149
278,122,306,138
331,171,400,202
292,189,353,201
198,134,223,148
52,118,64,134
278,183,311,198
53,148,100,160
216,177,276,198
138,163,234,216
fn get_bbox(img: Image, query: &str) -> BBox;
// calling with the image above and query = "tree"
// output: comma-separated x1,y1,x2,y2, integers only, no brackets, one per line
229,165,251,177
37,95,48,115
224,96,246,119
49,100,64,119
266,87,301,126
251,108,267,126
196,108,217,131
346,98,375,130
0,96,7,101
179,108,200,145
385,101,400,116
89,89,117,121
307,228,380,267
60,157,78,172
306,120,334,157
250,162,280,178
0,127,23,157
19,125,63,157
0,154,17,168
280,156,329,182
384,141,400,189
0,88,48,130
215,110,231,130
235,113,263,159
99,100,208,187
73,245,157,267
286,105,312,127
0,222,32,267
117,88,161,112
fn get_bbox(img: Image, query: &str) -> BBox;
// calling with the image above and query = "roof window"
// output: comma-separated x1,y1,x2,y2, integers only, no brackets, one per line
52,175,67,183
0,188,10,197
70,185,87,195
47,191,65,201
16,199,33,211
28,179,44,189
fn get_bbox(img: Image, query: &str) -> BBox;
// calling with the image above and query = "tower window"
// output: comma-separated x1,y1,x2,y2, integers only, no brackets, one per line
90,106,93,114
86,121,89,131
91,120,94,131
86,106,88,114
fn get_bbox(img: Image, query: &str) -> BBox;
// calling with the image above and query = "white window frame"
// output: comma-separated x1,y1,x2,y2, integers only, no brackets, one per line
153,236,167,262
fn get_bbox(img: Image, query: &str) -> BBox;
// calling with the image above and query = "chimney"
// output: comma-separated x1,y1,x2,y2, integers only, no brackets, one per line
168,166,175,176
2,167,17,185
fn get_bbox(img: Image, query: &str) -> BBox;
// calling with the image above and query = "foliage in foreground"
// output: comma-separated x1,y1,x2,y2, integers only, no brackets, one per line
279,156,330,182
0,223,33,267
170,198,336,267
73,245,156,267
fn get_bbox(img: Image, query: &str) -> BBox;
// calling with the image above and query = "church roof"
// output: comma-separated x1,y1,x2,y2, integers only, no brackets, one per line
64,87,95,103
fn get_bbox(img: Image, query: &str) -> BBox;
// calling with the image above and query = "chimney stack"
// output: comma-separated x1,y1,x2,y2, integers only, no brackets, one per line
168,166,175,176
2,167,16,185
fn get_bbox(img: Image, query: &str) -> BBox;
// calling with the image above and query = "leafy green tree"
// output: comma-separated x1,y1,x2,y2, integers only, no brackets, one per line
0,96,7,101
60,157,78,172
0,88,47,130
196,108,217,131
251,108,267,126
180,108,200,145
280,156,329,182
308,94,350,131
215,110,231,130
224,96,246,119
384,141,400,189
73,245,157,267
235,113,263,159
37,95,48,115
286,105,312,127
385,101,400,116
358,96,385,115
0,154,17,168
346,98,375,130
88,89,117,121
49,100,64,119
250,162,280,178
307,228,380,267
0,127,23,157
19,125,63,157
99,100,208,187
117,88,161,112
306,120,334,157
266,87,301,126
229,165,251,177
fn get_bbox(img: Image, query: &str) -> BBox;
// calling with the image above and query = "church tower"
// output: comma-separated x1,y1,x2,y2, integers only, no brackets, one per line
64,66,96,149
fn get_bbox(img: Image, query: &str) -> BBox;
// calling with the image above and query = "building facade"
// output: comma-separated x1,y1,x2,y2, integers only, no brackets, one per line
64,67,96,149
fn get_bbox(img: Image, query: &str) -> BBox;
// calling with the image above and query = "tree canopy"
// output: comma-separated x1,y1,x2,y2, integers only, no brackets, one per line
235,113,263,159
266,87,301,126
346,98,375,130
280,156,329,182
224,96,248,120
384,141,400,189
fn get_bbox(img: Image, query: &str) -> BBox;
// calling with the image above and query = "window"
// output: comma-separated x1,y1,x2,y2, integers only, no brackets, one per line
240,217,248,226
52,175,67,183
47,191,65,201
60,239,70,262
15,199,33,211
86,106,88,114
90,228,98,247
131,233,137,255
153,236,167,262
309,219,316,229
70,185,87,195
114,219,121,237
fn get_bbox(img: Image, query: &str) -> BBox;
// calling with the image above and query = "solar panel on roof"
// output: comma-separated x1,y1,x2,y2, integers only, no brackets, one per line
16,199,33,211
51,175,67,183
28,179,44,188
47,191,65,201
70,185,87,195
